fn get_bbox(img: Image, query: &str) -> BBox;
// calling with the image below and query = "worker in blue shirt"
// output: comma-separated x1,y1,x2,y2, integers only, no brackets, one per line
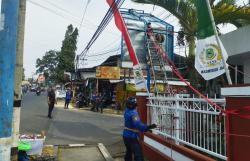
123,97,157,161
64,88,72,109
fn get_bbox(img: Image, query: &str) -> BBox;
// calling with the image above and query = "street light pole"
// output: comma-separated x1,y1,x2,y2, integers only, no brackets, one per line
0,0,20,160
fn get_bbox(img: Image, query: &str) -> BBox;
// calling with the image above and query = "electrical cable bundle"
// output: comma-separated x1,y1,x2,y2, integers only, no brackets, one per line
85,47,120,58
76,0,125,67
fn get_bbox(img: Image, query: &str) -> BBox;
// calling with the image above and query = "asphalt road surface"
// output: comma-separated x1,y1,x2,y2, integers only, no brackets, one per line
20,92,125,158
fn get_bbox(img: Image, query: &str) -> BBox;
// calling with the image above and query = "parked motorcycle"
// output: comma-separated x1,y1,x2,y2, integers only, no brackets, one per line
75,93,89,108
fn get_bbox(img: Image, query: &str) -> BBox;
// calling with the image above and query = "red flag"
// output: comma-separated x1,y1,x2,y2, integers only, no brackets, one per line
106,0,138,65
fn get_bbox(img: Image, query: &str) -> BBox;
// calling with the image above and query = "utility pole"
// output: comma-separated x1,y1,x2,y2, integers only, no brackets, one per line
11,0,26,160
0,0,20,160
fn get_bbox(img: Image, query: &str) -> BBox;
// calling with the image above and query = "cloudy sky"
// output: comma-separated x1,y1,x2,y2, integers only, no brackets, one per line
23,0,246,78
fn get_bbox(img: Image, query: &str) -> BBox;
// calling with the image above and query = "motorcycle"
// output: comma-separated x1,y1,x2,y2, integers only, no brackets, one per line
75,93,89,108
36,89,41,96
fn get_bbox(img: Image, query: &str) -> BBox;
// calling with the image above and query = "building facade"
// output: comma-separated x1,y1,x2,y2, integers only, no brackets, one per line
220,24,250,83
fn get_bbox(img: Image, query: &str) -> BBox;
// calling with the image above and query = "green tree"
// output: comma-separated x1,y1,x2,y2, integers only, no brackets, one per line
56,24,79,82
36,50,58,83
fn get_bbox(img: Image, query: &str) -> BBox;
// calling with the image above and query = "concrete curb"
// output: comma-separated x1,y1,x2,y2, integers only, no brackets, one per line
98,143,114,161
44,143,114,161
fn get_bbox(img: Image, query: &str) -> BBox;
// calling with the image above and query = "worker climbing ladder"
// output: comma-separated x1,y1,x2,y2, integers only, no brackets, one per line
146,34,172,95
119,9,177,95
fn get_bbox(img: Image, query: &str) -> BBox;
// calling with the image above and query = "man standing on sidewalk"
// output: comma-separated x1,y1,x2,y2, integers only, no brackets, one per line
47,86,56,119
64,88,72,109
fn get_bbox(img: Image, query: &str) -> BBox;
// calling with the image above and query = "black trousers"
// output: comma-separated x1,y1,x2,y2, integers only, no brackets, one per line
64,99,70,108
123,137,144,161
64,102,69,108
48,102,55,117
98,100,105,113
90,101,97,111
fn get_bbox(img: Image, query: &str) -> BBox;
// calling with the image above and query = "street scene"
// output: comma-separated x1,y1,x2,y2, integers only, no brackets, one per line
20,92,124,160
1,0,250,161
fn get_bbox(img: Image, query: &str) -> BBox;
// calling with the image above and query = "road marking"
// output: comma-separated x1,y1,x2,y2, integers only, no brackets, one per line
68,144,85,147
98,143,114,161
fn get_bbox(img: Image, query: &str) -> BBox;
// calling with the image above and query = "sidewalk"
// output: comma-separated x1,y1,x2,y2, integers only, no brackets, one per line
56,100,123,116
54,100,125,160
31,144,115,161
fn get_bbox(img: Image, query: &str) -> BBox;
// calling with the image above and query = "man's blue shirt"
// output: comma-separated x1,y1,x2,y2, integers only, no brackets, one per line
123,108,147,138
66,91,71,100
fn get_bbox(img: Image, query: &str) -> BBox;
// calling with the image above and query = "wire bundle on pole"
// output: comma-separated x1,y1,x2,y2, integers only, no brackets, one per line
85,47,119,58
76,0,125,68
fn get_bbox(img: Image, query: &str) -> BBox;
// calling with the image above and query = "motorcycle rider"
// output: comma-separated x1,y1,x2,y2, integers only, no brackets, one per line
36,86,41,96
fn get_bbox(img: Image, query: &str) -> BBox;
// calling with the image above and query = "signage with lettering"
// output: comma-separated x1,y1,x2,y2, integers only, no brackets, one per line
96,66,120,79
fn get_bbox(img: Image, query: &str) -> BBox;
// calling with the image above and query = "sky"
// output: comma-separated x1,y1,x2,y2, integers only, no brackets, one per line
23,0,247,79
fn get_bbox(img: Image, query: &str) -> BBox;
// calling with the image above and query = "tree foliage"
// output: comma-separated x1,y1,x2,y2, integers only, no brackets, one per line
35,24,78,83
36,50,58,82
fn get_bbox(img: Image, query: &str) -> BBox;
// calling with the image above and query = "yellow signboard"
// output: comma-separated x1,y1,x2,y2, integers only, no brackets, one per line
96,66,120,79
126,83,165,92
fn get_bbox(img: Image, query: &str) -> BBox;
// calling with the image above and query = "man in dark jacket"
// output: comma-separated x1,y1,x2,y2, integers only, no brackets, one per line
47,86,56,118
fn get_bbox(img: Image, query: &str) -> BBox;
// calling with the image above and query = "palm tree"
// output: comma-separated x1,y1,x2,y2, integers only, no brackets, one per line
132,0,250,91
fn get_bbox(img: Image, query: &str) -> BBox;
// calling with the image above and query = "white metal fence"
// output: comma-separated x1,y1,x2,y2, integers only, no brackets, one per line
147,94,227,160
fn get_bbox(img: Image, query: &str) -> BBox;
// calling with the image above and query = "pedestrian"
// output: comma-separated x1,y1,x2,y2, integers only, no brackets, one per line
98,92,107,113
90,92,97,111
123,97,157,161
47,86,56,119
64,88,72,109
94,93,101,112
76,91,84,108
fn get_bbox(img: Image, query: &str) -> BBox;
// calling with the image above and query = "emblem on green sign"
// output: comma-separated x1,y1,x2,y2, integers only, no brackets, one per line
206,48,215,60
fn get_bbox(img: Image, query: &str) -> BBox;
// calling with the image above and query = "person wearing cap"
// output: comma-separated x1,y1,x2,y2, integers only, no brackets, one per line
123,97,157,161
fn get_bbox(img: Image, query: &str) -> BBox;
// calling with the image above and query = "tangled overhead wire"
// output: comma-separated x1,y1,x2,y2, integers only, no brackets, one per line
76,0,125,68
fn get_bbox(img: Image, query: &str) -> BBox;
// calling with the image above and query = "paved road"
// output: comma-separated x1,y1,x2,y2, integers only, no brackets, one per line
20,92,124,157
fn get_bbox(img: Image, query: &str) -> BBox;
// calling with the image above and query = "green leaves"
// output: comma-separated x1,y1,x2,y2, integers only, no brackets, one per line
36,50,58,81
56,25,78,83
35,24,79,84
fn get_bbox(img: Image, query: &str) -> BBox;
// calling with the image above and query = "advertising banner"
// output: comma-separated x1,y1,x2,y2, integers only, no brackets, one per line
133,64,146,91
96,66,120,79
195,0,228,80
